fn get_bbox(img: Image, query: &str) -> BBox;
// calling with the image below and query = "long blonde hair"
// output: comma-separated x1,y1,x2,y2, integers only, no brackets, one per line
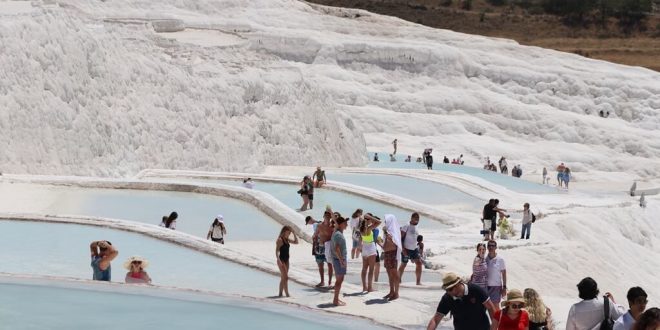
524,288,548,323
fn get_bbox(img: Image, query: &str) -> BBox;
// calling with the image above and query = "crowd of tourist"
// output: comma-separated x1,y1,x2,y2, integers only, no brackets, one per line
84,161,656,330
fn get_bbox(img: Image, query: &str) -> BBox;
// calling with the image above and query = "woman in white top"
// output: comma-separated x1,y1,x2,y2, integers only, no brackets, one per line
159,211,178,230
207,215,227,244
359,213,381,293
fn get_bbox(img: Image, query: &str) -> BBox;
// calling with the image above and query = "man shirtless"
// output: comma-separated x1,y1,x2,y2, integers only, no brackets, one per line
313,210,334,287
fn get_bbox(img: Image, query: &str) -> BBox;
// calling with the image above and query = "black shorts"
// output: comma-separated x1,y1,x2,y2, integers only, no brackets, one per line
308,194,314,200
375,251,381,263
490,217,497,231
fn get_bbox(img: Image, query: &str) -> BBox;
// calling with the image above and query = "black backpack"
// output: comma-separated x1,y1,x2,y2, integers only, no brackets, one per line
531,212,537,223
600,296,614,330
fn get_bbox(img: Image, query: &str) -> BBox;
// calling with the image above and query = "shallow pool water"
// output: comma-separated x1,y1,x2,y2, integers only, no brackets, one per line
366,152,557,194
329,173,483,210
0,221,298,296
182,179,447,230
0,183,281,241
0,279,385,330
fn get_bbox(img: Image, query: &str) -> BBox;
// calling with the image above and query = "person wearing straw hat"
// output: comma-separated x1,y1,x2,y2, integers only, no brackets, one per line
492,289,530,330
124,256,151,284
207,215,227,244
427,272,497,330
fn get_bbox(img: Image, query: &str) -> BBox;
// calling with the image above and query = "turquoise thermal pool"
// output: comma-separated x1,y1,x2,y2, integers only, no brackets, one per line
0,220,298,296
0,278,386,330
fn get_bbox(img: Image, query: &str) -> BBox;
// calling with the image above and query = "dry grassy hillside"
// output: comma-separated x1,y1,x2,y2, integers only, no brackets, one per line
308,0,660,71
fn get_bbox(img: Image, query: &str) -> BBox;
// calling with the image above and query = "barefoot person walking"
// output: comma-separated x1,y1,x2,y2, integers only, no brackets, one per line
331,217,349,306
359,213,381,292
276,226,299,297
382,214,402,301
314,211,334,287
399,212,423,286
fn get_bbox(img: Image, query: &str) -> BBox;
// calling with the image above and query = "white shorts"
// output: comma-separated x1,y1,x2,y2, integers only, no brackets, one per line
324,241,333,262
483,220,492,231
361,243,377,257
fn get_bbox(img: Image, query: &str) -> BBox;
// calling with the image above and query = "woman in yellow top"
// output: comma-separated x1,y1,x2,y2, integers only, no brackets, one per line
359,213,381,292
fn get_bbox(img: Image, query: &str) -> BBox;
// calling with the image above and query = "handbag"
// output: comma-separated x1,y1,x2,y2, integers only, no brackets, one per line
599,296,614,330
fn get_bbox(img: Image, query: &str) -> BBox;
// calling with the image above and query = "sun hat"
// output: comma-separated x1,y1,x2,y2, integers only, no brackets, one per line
501,289,526,307
441,272,462,290
123,256,149,270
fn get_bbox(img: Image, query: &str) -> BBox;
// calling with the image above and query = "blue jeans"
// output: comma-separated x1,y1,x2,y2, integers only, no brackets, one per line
521,223,532,239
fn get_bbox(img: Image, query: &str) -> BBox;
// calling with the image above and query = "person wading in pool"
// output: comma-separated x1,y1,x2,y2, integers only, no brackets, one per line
314,210,334,288
90,240,118,281
276,225,299,297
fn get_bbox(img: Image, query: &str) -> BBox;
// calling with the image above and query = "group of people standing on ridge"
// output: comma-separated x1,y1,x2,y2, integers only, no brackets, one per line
301,208,425,306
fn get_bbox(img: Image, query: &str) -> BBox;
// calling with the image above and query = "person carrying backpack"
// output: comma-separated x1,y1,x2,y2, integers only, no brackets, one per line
566,277,625,330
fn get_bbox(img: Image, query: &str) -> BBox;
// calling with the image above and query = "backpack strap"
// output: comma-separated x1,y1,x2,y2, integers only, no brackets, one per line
603,295,610,321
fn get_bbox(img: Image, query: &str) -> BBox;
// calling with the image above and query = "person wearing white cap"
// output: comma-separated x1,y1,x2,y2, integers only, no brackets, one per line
124,256,151,284
427,272,497,330
207,215,227,244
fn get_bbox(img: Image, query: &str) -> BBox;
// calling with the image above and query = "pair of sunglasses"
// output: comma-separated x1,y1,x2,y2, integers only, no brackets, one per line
131,260,142,264
510,303,524,309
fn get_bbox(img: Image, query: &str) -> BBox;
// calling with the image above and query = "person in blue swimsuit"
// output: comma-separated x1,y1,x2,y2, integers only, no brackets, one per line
90,240,119,281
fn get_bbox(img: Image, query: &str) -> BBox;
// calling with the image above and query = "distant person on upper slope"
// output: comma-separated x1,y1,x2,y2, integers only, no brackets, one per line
563,168,572,189
426,153,434,170
443,156,450,164
543,167,548,184
520,203,534,240
373,153,379,162
499,157,509,175
556,163,566,187
392,139,398,155
405,155,412,162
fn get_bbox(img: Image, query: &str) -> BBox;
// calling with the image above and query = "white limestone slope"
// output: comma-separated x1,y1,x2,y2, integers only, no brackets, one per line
0,1,366,176
2,0,660,178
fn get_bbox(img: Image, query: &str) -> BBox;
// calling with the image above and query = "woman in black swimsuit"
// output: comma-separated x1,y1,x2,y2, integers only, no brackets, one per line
276,225,299,297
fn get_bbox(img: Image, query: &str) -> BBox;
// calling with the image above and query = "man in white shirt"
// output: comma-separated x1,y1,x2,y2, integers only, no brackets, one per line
566,277,626,330
614,287,648,330
399,212,423,285
486,240,506,305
